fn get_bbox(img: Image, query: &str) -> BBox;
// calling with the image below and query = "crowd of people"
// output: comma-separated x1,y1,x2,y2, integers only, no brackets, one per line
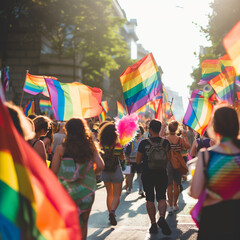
5,101,240,239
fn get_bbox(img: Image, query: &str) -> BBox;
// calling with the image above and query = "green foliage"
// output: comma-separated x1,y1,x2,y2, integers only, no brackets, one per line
0,0,130,84
189,0,240,91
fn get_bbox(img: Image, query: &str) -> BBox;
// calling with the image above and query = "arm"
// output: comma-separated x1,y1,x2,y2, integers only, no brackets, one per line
189,149,208,198
159,122,167,137
51,144,64,175
92,150,105,173
190,140,197,157
33,140,47,162
181,130,191,150
136,151,143,164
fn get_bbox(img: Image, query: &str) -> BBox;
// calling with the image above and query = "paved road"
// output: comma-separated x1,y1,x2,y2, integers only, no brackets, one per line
88,175,198,240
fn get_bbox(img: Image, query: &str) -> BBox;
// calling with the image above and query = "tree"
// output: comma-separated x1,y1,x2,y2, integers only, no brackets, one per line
0,0,130,86
189,0,240,90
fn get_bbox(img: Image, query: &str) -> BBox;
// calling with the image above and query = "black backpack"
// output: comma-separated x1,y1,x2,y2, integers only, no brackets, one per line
147,138,168,170
101,145,119,172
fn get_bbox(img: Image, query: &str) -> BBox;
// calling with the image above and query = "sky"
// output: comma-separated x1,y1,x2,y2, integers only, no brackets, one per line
118,0,213,111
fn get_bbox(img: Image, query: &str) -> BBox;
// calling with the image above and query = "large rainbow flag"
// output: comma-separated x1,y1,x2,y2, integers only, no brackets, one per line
24,100,35,116
120,53,162,114
0,99,81,239
101,101,109,113
23,72,57,97
183,97,213,136
45,78,103,121
117,101,125,119
98,110,106,122
223,20,240,77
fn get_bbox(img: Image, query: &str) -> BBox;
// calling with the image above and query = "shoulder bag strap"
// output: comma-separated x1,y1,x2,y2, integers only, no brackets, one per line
202,151,208,183
147,138,154,146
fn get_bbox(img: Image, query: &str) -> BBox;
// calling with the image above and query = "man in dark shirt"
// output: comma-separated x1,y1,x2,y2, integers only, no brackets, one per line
136,119,171,235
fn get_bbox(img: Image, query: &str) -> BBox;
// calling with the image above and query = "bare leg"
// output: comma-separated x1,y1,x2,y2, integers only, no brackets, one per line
81,210,91,240
173,181,180,207
128,173,134,190
112,182,123,211
146,201,156,224
137,173,143,191
104,182,113,213
167,185,173,207
158,199,167,218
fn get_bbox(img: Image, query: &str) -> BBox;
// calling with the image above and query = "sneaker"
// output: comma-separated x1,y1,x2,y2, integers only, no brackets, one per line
157,217,172,235
168,206,173,214
138,190,145,197
173,205,179,211
149,223,158,234
126,188,131,194
109,213,117,226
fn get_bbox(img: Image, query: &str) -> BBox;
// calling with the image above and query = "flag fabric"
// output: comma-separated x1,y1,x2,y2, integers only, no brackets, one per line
136,103,147,117
148,101,156,117
165,102,174,120
183,98,213,136
155,99,163,121
24,100,35,116
98,110,106,122
120,53,162,114
39,99,52,109
117,101,125,119
200,59,220,85
24,72,57,97
45,78,103,121
101,101,109,113
0,99,81,239
2,66,9,92
223,20,240,77
235,76,240,101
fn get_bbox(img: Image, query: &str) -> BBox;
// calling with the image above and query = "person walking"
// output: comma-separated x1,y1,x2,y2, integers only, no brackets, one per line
51,118,104,240
125,126,145,196
136,119,171,235
190,105,240,240
98,122,125,226
164,121,190,214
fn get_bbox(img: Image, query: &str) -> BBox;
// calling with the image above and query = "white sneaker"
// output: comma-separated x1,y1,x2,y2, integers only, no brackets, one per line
168,207,173,214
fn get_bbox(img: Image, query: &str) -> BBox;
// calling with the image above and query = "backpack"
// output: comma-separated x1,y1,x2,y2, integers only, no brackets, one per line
146,138,168,170
169,138,188,175
101,145,119,172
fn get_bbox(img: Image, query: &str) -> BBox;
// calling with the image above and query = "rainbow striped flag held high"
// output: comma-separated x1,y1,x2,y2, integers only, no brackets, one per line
24,72,57,97
117,101,125,119
45,78,103,121
39,99,52,109
120,53,162,114
98,110,106,122
0,99,81,239
183,97,213,136
24,100,35,116
223,20,240,77
101,101,109,113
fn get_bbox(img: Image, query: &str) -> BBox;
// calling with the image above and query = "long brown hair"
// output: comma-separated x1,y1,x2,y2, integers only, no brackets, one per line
63,118,96,163
212,105,240,148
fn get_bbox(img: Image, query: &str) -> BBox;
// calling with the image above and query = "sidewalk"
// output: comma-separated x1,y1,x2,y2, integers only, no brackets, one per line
88,175,198,239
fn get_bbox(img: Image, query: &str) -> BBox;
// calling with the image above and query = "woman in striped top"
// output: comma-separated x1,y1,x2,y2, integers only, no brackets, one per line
190,105,240,240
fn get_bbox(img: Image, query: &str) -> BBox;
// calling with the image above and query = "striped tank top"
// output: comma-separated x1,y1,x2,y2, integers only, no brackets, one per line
207,150,240,200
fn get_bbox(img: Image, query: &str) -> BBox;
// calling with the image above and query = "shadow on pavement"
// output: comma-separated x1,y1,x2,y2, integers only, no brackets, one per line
88,227,115,239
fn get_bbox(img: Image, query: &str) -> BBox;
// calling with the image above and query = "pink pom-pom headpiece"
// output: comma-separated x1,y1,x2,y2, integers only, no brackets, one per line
115,113,139,147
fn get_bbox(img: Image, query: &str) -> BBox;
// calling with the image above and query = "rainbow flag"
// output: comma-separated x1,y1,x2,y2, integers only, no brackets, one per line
98,110,106,122
149,101,156,117
120,53,162,114
183,98,213,136
200,59,221,84
0,99,81,239
39,99,52,109
136,103,147,117
117,101,125,119
101,101,109,113
165,102,174,120
223,20,240,76
23,72,57,97
24,100,35,116
45,78,103,121
155,99,163,121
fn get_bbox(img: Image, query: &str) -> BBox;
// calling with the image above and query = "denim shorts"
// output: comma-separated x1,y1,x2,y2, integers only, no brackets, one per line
100,164,124,183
